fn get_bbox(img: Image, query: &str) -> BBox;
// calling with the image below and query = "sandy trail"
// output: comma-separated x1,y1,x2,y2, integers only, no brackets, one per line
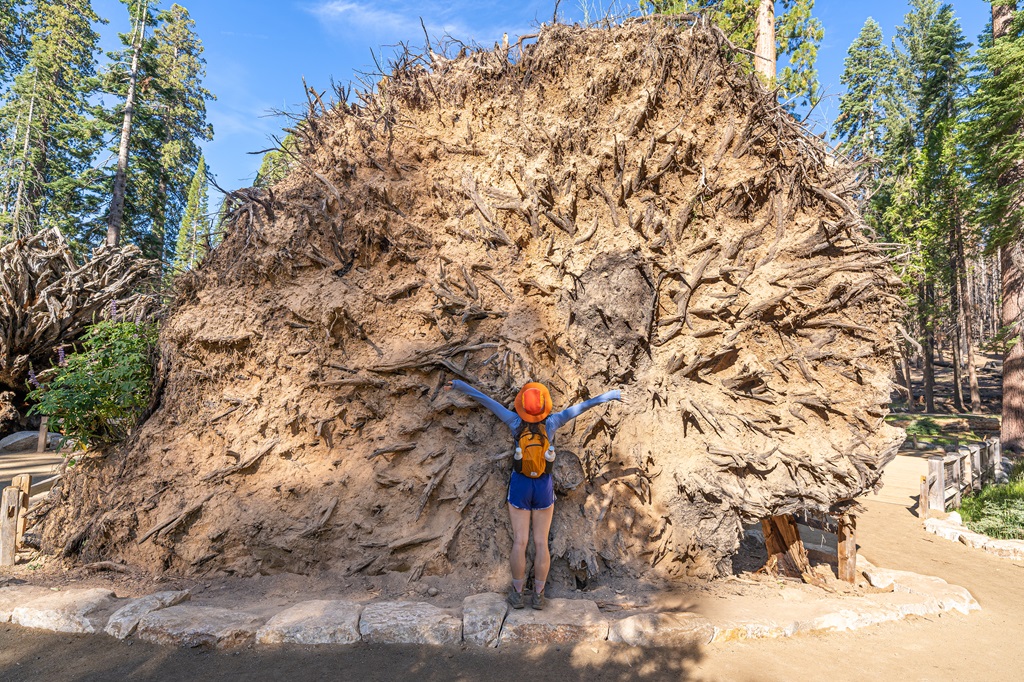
2,497,1021,681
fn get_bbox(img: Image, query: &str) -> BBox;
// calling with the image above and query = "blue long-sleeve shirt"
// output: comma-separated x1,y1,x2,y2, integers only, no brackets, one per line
450,380,620,445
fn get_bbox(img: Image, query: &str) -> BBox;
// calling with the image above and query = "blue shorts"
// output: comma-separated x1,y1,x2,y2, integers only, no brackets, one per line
508,471,555,511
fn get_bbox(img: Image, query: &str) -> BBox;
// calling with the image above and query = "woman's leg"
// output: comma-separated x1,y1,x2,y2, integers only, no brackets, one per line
530,504,555,592
508,503,531,587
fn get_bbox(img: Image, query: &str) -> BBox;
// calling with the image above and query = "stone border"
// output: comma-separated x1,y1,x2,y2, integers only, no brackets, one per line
0,564,979,649
925,513,1024,561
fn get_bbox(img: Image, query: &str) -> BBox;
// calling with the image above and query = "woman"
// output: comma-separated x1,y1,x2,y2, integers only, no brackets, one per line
447,379,621,609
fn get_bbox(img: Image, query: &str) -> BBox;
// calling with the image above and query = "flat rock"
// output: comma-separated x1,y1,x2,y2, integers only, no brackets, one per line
0,430,60,451
792,601,901,634
136,605,264,649
981,538,1024,560
0,585,56,622
863,567,979,615
104,590,191,640
712,619,797,642
11,588,119,634
462,593,508,647
359,601,462,645
256,600,362,645
499,598,608,645
608,612,713,647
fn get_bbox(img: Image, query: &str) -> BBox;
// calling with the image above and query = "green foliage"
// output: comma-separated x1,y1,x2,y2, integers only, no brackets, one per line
254,133,297,189
960,462,1024,539
641,0,823,106
171,154,209,273
0,0,106,242
95,1,215,261
0,0,30,85
835,19,895,163
962,9,1024,247
27,319,158,450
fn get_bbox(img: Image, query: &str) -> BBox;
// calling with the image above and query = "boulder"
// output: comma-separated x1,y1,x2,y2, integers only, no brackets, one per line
256,600,362,645
499,598,608,645
104,590,191,640
358,602,462,645
11,588,119,634
462,593,508,647
136,604,264,649
608,612,713,647
0,585,57,622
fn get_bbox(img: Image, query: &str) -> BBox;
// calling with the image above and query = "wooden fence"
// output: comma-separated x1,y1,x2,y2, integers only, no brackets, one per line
920,437,1002,516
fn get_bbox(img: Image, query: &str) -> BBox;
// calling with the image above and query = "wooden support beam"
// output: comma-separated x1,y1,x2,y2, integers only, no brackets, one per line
837,513,857,584
952,456,963,508
11,474,30,549
761,514,817,583
1,486,20,566
36,416,49,453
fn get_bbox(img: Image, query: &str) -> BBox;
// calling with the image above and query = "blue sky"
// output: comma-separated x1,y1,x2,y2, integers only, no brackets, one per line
90,1,993,198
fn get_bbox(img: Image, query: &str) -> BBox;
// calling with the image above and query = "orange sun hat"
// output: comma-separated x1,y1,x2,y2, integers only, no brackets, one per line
514,382,552,423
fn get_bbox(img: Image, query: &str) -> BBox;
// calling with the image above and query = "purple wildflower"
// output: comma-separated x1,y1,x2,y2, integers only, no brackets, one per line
57,346,66,367
28,368,40,389
110,299,119,320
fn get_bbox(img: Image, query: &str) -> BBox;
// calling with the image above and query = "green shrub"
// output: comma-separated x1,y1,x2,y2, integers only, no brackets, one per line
959,466,1024,540
28,320,158,450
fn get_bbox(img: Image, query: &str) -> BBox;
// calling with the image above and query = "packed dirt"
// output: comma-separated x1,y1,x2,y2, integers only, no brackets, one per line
36,16,902,595
3,499,1023,681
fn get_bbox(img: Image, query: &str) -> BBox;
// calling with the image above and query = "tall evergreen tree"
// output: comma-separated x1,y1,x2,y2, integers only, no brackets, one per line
0,0,104,242
171,155,208,273
834,18,894,164
0,0,30,86
97,1,213,262
642,0,824,105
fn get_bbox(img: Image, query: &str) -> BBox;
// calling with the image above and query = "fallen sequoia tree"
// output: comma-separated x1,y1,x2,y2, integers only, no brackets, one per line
38,17,904,589
0,229,155,434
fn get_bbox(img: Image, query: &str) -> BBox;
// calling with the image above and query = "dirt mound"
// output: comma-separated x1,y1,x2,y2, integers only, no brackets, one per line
38,17,903,592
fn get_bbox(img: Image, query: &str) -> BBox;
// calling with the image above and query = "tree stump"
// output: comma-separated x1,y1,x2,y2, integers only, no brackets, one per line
761,514,815,582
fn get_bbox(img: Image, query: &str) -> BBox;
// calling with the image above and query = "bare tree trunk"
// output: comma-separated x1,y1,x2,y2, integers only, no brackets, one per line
920,283,936,413
953,203,981,411
754,0,776,83
11,73,37,240
106,2,148,248
902,349,916,411
952,323,965,412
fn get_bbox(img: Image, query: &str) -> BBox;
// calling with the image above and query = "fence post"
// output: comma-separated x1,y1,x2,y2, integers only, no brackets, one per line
36,416,49,453
0,486,20,566
10,474,30,549
952,455,963,508
993,438,1006,484
919,475,930,518
928,456,945,513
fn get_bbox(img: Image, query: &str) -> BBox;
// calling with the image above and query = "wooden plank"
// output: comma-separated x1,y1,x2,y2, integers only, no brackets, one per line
36,416,48,453
837,513,857,583
11,474,30,548
928,456,945,512
0,486,19,566
952,456,963,508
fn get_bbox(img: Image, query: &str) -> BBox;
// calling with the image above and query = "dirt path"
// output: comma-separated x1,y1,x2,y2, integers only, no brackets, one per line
1,498,1022,681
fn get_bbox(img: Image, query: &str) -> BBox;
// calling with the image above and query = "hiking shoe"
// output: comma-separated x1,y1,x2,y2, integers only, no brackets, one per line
531,590,546,610
507,587,525,609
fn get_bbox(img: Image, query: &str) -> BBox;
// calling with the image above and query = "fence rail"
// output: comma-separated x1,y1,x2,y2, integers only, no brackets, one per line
920,437,1002,516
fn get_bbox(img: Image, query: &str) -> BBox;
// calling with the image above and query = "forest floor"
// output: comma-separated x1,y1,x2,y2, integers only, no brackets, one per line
2,498,1022,681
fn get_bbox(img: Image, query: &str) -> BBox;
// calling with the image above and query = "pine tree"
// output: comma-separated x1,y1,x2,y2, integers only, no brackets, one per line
0,0,29,86
0,0,104,242
97,1,213,262
642,0,824,106
171,155,207,273
965,1,1024,446
834,19,894,164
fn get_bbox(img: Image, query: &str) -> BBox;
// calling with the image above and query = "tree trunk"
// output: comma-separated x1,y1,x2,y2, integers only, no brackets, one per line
106,2,148,248
1002,244,1024,450
754,0,776,83
920,283,936,413
952,324,965,412
953,202,981,411
11,73,37,240
902,349,916,411
994,1,1024,450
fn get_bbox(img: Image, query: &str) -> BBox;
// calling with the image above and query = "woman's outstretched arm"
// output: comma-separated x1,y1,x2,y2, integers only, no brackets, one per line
546,390,621,433
448,380,521,430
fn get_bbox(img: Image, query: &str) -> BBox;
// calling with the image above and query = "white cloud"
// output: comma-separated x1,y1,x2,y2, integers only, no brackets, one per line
309,1,421,36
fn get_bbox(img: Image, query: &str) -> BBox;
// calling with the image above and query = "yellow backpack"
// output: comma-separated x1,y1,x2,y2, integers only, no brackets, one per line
514,422,554,478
